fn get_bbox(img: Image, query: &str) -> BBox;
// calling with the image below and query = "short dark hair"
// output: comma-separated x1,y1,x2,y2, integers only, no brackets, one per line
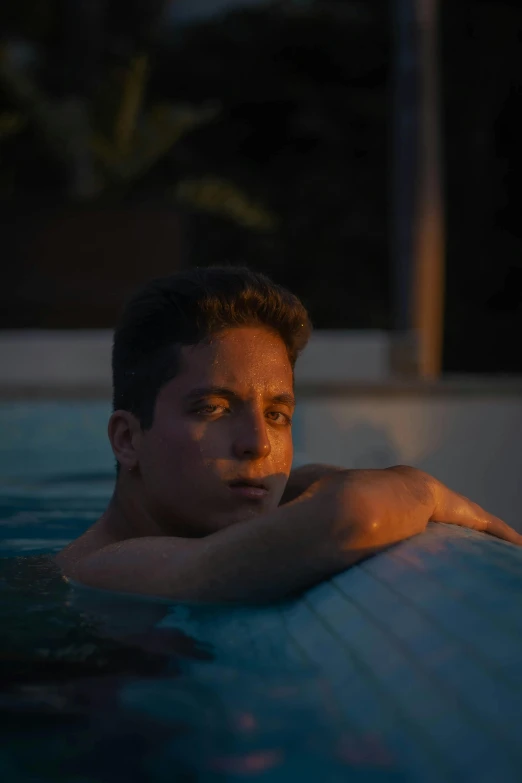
112,266,312,428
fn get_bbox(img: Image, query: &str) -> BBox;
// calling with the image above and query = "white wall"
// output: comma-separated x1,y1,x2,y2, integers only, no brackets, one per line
0,329,391,391
293,392,522,530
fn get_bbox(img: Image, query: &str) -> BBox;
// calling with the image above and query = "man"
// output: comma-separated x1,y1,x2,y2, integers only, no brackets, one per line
56,267,521,602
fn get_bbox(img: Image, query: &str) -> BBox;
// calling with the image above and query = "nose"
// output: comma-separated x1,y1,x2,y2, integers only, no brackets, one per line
232,410,271,460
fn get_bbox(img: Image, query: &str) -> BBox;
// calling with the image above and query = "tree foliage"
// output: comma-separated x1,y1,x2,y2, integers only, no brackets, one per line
1,1,391,328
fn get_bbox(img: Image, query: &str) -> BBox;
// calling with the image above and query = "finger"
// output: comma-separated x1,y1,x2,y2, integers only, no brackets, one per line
432,488,522,545
480,512,522,546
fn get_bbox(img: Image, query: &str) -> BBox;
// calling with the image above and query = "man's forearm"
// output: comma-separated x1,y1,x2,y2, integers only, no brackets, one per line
196,472,357,602
66,466,521,604
70,471,362,603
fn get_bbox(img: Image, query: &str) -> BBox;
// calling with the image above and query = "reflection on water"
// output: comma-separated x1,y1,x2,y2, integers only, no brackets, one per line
4,413,522,780
0,554,388,783
13,473,520,782
0,463,398,782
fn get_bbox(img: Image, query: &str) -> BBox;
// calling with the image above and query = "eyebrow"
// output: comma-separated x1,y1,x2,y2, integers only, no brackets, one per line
185,386,296,408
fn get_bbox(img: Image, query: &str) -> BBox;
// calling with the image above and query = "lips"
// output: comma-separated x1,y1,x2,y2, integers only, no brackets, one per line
228,478,269,500
229,479,268,491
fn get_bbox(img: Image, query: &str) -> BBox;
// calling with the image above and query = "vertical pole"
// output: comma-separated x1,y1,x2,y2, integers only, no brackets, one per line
391,0,419,375
413,0,446,377
392,0,418,333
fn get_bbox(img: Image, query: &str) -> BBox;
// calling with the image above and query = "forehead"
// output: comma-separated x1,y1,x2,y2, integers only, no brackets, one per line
176,327,293,391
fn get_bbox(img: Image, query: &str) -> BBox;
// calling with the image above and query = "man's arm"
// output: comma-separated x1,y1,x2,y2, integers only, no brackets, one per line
66,472,354,603
64,466,522,604
280,463,346,505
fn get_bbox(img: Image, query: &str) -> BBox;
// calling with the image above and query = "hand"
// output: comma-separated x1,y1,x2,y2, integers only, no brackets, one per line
338,465,522,552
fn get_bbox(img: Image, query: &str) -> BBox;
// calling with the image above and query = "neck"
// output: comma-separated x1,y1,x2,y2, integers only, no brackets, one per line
103,475,165,541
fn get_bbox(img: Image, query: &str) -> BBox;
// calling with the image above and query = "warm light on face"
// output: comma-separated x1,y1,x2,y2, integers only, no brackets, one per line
134,326,295,537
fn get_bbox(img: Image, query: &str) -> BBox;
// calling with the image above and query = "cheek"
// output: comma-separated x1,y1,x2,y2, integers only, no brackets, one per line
141,421,206,476
268,428,293,475
140,418,235,488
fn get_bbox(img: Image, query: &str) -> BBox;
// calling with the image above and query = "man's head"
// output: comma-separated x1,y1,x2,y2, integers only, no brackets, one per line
109,267,312,537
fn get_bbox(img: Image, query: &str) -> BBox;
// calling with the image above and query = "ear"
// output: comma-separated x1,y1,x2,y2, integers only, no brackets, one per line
108,410,142,471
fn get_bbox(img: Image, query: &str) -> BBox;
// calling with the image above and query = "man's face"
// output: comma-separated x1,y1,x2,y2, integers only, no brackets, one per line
134,326,295,536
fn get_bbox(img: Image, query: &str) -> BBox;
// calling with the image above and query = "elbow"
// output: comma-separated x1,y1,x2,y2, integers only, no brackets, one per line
340,516,384,558
331,475,386,561
337,514,392,570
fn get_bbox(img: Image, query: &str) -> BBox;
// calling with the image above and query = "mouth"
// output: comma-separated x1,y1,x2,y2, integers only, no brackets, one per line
228,478,269,500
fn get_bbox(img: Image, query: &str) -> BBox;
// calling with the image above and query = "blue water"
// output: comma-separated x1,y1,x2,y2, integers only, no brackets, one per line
2,402,522,782
0,403,389,782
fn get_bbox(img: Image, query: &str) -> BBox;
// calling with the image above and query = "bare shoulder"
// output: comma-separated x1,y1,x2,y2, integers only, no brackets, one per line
56,532,201,599
54,519,123,576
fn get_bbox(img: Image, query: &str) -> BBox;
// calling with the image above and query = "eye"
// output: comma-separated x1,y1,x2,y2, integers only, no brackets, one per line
196,403,230,416
266,410,292,426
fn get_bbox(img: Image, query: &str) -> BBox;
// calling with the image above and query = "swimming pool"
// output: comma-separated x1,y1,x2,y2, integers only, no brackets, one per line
2,401,522,782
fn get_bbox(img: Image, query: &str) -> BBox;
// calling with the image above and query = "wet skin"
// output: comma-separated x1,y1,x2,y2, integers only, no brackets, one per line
55,326,522,601
58,326,296,565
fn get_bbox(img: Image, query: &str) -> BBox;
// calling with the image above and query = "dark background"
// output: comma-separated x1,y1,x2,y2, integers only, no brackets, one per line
1,0,521,373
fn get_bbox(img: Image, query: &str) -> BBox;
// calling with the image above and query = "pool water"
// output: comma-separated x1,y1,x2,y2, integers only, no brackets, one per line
0,404,392,782
1,476,365,783
2,402,522,783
